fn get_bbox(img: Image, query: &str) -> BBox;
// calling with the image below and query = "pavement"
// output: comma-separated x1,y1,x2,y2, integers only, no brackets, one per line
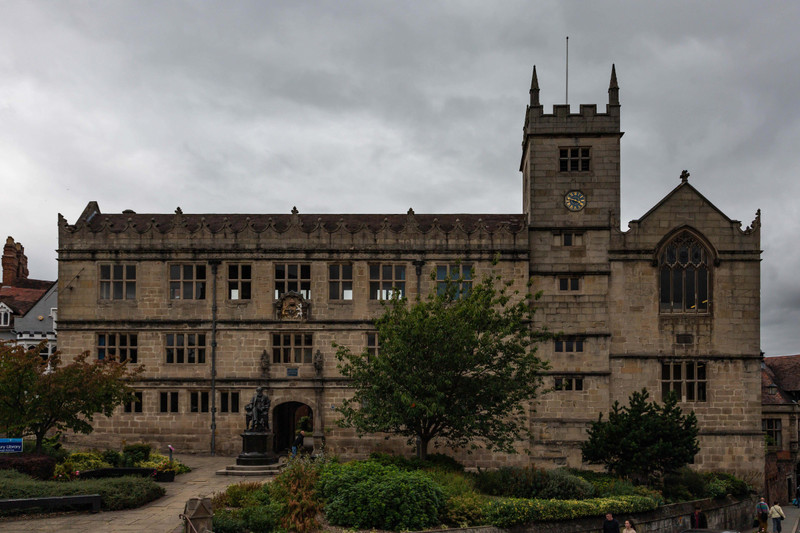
0,454,266,533
742,502,800,533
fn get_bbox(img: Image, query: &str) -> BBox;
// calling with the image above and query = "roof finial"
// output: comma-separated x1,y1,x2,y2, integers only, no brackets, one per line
680,170,690,183
608,64,619,105
529,65,540,107
291,206,299,215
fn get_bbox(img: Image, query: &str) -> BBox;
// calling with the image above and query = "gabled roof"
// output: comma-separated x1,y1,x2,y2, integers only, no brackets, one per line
0,279,55,316
630,178,738,227
763,355,800,393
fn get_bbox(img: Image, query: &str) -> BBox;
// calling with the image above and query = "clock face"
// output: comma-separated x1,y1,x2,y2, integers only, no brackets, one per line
564,190,586,211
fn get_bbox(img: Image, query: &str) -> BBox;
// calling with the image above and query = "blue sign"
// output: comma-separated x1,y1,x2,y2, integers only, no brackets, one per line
287,368,298,377
0,438,23,453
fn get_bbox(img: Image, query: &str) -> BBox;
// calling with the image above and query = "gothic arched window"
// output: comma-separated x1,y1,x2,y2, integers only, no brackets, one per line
659,231,711,313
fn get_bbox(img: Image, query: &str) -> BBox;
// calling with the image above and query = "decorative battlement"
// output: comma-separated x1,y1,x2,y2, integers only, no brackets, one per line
522,64,621,136
58,203,528,254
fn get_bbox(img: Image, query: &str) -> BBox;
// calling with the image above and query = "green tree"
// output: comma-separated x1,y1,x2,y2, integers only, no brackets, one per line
0,342,141,452
335,265,549,459
580,388,699,485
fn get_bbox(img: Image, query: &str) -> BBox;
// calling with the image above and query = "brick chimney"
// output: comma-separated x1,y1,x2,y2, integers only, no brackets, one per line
2,236,29,285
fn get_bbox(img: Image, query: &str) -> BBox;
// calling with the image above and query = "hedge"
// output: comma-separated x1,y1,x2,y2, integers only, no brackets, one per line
484,495,659,528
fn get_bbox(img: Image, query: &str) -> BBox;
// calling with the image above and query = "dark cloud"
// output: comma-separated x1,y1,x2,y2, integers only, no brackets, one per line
0,0,797,354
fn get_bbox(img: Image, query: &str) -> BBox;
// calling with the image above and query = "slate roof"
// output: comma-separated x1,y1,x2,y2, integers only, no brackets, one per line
764,355,800,393
0,279,55,316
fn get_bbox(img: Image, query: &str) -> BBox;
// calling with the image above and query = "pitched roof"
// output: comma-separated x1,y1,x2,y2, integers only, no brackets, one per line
0,279,55,316
763,355,800,394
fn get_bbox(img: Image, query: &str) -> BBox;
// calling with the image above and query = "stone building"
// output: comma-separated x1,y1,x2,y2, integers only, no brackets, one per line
56,66,764,483
762,356,800,503
0,236,57,356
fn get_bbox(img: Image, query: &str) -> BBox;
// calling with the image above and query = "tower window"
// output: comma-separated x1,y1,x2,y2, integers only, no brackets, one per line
559,147,590,172
659,231,711,314
661,361,707,402
558,277,581,291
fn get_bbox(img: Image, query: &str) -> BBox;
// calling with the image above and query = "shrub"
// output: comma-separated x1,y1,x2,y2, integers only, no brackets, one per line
368,451,465,472
0,474,165,512
0,453,56,480
539,468,595,500
472,465,549,498
101,449,122,467
122,443,151,465
703,471,750,498
241,503,282,532
662,467,706,502
318,460,445,531
225,481,266,508
270,455,323,532
424,469,475,498
444,491,488,527
137,452,191,474
212,509,246,533
484,495,658,528
65,451,111,471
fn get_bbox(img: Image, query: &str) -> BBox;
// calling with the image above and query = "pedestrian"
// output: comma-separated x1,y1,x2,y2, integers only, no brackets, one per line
755,497,769,533
602,512,620,533
291,430,304,458
690,505,708,528
622,518,636,533
769,501,786,533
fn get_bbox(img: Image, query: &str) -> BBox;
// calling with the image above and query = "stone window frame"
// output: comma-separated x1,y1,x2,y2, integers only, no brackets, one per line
328,263,353,301
123,391,143,413
554,336,584,353
661,360,707,402
657,229,714,315
190,390,210,413
435,263,473,298
559,146,591,172
369,263,406,300
227,263,252,301
366,332,380,360
165,332,207,364
274,263,311,299
558,276,581,291
159,391,179,413
763,418,782,448
554,376,584,391
220,391,240,413
169,263,207,300
99,263,137,300
554,232,584,247
272,332,313,364
97,332,138,363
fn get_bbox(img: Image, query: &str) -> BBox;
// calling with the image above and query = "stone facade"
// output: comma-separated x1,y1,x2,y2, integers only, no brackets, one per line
762,355,800,503
56,65,764,483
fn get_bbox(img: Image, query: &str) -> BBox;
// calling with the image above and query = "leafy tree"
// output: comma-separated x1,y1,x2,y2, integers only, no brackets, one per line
335,265,549,459
0,342,141,452
580,388,699,485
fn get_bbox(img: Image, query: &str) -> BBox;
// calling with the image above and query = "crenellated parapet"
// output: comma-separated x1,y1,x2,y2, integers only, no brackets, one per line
58,203,528,255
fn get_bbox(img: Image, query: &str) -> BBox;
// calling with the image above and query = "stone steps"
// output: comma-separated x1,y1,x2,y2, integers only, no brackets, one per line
215,463,285,477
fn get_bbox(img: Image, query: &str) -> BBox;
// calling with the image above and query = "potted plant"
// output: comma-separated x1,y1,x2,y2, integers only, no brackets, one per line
152,459,179,482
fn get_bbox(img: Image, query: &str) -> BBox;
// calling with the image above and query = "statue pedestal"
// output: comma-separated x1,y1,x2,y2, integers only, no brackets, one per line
237,431,278,465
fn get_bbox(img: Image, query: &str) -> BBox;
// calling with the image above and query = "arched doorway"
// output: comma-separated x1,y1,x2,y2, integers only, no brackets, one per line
272,402,312,453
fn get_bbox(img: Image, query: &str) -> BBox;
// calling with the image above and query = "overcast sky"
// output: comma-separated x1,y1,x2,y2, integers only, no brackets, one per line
0,1,797,355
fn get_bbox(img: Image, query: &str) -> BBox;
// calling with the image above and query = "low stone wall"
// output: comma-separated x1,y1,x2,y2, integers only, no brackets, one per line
416,495,755,533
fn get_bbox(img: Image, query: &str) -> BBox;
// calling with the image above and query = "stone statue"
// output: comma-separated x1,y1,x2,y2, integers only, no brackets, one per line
245,387,270,432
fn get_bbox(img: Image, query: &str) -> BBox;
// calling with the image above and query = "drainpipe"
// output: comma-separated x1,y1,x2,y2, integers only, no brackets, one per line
412,259,425,298
209,260,220,455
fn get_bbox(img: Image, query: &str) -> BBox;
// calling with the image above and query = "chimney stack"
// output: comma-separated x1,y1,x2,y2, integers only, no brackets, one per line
2,236,29,285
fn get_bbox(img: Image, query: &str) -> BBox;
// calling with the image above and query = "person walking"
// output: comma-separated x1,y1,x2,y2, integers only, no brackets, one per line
602,512,620,533
622,518,636,533
291,430,304,458
690,505,708,528
769,501,786,533
756,497,769,533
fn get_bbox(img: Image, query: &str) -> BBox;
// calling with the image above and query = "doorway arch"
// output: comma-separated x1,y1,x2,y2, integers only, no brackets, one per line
272,402,313,453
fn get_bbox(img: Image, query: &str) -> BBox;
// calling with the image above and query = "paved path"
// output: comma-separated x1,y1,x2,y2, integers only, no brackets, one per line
743,502,800,533
0,454,265,533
